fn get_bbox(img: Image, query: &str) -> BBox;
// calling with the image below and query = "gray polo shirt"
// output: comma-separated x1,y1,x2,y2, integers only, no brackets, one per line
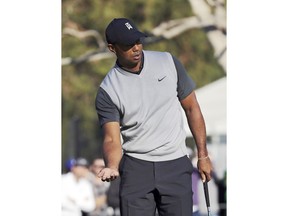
95,50,195,161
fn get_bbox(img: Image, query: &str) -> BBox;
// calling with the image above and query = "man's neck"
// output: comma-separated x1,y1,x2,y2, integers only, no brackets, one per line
117,52,144,74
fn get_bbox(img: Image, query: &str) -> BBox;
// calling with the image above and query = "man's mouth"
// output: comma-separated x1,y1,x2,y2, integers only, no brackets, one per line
133,52,141,60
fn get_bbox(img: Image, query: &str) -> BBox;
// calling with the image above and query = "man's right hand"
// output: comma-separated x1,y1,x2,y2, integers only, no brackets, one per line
97,167,119,182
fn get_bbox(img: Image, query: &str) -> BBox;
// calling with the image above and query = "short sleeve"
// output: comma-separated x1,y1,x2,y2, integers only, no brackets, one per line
95,87,120,126
173,56,196,100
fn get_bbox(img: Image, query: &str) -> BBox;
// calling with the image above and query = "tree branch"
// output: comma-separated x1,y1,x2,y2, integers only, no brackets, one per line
63,28,106,50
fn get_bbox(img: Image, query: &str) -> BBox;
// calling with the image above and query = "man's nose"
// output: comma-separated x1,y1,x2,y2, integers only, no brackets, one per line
132,43,141,52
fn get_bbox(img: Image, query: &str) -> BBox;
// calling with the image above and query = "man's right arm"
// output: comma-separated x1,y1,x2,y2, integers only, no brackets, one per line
99,122,122,181
95,88,122,181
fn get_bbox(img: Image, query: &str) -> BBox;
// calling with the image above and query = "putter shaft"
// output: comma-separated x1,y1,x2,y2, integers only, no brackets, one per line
203,181,211,216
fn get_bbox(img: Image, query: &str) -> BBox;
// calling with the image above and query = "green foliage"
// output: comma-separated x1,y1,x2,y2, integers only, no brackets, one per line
62,0,226,169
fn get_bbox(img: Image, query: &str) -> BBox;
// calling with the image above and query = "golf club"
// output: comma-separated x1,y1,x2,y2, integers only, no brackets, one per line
203,181,212,216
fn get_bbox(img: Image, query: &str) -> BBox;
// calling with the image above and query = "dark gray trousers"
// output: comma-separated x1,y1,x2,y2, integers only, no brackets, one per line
119,154,193,216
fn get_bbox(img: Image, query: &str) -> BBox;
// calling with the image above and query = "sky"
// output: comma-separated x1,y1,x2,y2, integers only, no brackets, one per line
1,0,288,215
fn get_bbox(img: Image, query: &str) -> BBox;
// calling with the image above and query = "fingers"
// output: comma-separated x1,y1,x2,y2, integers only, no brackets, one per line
200,171,212,182
102,175,117,182
97,168,119,182
200,173,207,182
198,159,213,182
101,173,118,182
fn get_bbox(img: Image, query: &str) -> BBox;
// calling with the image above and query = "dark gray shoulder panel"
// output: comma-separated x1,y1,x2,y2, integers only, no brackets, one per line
95,87,120,126
172,56,196,100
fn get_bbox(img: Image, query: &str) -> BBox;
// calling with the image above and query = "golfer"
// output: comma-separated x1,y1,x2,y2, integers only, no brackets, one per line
95,18,212,216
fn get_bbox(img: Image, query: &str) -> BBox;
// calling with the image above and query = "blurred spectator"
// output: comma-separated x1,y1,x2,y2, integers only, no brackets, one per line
188,147,227,216
65,158,76,173
213,170,227,216
187,147,202,216
62,158,96,216
88,158,112,216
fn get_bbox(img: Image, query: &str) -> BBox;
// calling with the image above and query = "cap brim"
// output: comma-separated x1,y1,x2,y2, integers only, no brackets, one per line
119,31,147,46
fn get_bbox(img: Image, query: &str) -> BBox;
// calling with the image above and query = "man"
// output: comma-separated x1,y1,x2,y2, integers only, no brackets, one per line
62,158,96,216
95,18,212,216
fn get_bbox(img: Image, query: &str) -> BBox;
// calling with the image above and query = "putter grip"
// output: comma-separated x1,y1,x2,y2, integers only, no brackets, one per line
203,181,211,207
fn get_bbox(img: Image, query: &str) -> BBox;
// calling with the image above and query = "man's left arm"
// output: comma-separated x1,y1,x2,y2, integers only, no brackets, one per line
180,91,213,182
173,54,213,181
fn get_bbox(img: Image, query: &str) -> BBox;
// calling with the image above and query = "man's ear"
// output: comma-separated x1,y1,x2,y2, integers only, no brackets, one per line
108,44,116,53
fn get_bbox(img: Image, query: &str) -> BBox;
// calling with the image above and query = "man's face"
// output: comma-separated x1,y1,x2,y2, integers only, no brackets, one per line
109,40,143,71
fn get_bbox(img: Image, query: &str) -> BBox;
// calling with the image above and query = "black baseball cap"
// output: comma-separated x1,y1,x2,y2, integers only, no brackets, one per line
105,18,147,46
